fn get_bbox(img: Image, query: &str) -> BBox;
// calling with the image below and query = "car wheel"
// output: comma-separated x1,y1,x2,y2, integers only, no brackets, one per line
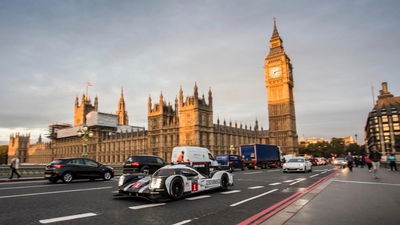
309,167,313,172
62,172,73,183
303,167,307,173
140,166,150,175
169,177,184,200
103,171,112,181
221,173,229,191
229,167,234,173
262,163,267,169
241,166,245,171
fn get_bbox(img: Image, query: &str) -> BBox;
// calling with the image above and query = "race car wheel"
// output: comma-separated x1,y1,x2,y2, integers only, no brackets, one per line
103,171,112,181
169,177,184,200
62,172,73,183
221,174,229,191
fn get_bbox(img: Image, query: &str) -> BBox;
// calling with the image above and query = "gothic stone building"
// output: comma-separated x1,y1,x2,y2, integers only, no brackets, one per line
12,21,299,164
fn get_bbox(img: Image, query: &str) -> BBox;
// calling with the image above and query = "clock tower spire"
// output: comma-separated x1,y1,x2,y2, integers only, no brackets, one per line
264,19,298,154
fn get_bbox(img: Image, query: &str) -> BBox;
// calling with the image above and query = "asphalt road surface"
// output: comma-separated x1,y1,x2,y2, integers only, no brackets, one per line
0,165,335,225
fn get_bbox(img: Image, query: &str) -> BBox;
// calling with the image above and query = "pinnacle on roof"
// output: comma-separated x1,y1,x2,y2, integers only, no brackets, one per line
271,17,281,40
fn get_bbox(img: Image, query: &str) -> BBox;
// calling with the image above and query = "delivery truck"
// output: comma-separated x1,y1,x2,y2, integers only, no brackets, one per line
240,144,282,169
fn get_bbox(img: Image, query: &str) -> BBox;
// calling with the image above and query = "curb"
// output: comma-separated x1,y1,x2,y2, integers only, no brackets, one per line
238,172,337,225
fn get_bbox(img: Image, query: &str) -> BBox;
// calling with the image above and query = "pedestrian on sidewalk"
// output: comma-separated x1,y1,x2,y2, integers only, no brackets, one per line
365,156,373,172
387,153,398,171
9,155,21,179
345,152,355,172
369,146,382,179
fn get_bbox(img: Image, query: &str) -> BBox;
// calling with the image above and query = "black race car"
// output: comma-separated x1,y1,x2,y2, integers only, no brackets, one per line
113,164,234,201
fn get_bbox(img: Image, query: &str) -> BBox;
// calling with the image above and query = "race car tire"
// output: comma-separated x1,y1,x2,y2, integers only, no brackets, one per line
62,172,73,183
169,177,184,200
221,173,229,191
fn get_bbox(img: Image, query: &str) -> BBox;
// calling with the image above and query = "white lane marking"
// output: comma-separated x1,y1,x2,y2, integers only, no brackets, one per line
289,178,306,186
221,190,241,194
248,186,264,189
321,171,327,174
283,180,294,183
269,182,281,186
186,195,211,200
230,189,278,207
333,180,400,186
0,186,112,199
39,213,97,224
0,180,46,185
129,203,166,210
244,172,262,175
310,174,320,178
173,219,192,225
0,184,67,190
295,178,305,181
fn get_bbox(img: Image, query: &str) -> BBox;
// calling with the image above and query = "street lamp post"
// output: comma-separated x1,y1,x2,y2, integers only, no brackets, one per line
229,145,235,154
77,125,94,158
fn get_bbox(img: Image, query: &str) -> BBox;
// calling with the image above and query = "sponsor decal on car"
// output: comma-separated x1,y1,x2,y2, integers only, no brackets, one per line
191,180,199,192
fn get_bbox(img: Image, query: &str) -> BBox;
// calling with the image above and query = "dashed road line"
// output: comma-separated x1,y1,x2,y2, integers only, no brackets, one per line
39,213,97,224
129,203,166,210
230,189,278,207
0,186,112,199
244,172,262,175
310,174,320,178
186,195,211,200
221,190,241,194
269,182,281,186
173,219,192,225
0,184,66,190
248,186,264,189
289,178,306,186
283,180,294,183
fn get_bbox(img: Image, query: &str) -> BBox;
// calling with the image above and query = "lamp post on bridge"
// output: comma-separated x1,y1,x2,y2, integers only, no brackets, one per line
77,125,94,158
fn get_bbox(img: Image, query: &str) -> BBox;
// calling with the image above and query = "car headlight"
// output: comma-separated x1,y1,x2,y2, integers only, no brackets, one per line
150,178,162,189
118,175,125,186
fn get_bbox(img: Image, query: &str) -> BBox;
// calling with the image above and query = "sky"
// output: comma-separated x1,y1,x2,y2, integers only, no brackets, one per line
0,0,399,144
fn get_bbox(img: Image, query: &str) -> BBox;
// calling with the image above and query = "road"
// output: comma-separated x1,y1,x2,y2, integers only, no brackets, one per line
0,166,335,225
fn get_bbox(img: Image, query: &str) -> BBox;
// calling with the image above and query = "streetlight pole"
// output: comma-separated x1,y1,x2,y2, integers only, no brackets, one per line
77,125,94,158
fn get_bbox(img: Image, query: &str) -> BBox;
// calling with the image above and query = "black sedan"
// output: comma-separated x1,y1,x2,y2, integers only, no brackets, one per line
44,158,114,183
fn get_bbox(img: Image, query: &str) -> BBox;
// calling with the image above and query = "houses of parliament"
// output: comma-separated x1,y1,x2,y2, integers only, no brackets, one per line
7,21,299,164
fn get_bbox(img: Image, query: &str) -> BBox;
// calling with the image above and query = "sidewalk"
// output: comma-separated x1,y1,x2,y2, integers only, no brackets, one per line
263,166,400,225
0,176,45,183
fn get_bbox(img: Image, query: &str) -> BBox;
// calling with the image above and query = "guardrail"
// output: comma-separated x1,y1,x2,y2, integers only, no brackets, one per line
0,165,124,178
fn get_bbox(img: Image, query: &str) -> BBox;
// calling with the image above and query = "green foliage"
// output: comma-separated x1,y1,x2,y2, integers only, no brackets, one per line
299,140,363,158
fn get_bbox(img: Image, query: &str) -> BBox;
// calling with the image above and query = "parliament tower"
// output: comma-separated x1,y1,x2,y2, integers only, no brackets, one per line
264,19,298,154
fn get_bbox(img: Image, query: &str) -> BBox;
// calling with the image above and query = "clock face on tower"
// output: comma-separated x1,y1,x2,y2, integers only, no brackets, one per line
269,66,281,78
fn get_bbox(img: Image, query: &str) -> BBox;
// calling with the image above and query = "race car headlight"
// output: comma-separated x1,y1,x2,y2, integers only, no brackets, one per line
118,175,125,186
150,178,162,189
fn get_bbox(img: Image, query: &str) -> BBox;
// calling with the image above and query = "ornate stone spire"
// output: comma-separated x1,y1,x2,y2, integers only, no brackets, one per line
117,87,129,125
271,17,280,40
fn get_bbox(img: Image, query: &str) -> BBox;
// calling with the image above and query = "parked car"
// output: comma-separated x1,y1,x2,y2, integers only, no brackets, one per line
123,155,166,175
282,157,312,173
308,158,318,166
114,164,234,201
44,158,114,183
216,154,245,172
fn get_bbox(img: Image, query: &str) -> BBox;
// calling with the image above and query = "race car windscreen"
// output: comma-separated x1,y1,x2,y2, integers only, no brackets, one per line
153,168,178,176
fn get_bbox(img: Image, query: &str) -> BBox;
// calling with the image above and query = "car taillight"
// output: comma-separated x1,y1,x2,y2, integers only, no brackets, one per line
251,159,256,162
54,164,64,169
132,162,140,167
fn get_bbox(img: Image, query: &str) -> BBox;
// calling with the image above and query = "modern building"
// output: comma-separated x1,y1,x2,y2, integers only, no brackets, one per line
9,21,299,164
365,82,400,154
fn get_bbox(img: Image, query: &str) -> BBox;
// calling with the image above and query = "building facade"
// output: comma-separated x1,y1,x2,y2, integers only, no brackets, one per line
11,21,299,164
365,82,400,154
7,134,52,164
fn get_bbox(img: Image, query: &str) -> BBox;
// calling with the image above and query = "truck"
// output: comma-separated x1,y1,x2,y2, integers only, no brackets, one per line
240,144,282,169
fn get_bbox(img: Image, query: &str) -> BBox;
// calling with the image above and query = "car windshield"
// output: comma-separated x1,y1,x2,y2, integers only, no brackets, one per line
288,158,305,163
216,155,228,160
153,168,179,176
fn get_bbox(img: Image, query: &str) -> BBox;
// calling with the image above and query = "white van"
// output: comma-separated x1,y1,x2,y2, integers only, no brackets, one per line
171,146,219,167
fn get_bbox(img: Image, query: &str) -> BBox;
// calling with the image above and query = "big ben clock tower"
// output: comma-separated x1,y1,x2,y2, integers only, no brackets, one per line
265,19,298,154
